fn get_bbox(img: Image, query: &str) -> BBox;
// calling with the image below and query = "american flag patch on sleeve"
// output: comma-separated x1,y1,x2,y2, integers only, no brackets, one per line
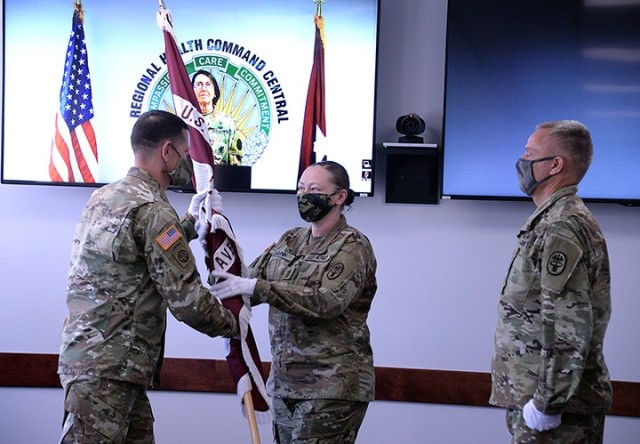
156,224,182,250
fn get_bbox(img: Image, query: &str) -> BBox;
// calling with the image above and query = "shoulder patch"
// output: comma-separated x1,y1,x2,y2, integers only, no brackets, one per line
541,233,583,293
171,246,192,269
546,251,567,275
156,224,182,250
327,263,345,280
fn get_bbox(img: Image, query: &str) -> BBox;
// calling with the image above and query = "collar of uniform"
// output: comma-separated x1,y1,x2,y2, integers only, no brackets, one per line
126,167,169,202
518,185,578,234
302,215,348,248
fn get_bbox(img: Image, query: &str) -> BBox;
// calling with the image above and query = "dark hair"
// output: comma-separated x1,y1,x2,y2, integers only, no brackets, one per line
130,110,188,153
191,69,221,107
312,160,356,207
536,120,593,182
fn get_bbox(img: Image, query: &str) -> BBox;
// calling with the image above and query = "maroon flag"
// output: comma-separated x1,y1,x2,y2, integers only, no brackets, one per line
156,4,270,425
49,2,98,183
298,14,326,179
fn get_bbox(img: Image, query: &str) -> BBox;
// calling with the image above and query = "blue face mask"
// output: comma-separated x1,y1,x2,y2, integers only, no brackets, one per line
515,156,556,195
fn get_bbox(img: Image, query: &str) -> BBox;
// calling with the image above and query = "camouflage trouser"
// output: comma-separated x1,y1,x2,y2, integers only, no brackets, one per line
272,398,368,444
59,375,155,444
506,408,605,444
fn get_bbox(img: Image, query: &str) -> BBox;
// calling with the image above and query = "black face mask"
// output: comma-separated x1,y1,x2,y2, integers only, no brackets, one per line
297,192,338,222
515,156,556,195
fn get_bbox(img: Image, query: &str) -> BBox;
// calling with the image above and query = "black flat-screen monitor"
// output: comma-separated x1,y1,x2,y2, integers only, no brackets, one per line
1,0,378,195
442,0,640,205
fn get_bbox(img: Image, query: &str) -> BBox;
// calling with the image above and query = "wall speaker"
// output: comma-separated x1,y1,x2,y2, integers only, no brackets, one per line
385,150,439,204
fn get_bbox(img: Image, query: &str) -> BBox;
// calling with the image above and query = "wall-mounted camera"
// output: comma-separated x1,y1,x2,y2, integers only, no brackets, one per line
396,113,426,143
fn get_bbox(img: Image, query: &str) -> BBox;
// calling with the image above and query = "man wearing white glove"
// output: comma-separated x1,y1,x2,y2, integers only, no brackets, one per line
187,189,207,222
522,399,561,432
206,187,223,214
187,186,224,223
490,121,611,443
58,111,239,444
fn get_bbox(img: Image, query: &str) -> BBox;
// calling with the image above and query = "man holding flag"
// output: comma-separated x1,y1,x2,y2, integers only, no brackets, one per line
58,110,239,443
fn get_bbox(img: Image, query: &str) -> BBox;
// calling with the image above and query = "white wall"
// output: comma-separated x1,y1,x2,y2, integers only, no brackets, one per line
1,1,639,443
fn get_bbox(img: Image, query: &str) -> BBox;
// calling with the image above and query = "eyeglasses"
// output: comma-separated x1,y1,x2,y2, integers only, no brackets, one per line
194,81,214,89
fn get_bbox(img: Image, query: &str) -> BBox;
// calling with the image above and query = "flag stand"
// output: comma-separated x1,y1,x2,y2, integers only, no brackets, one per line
243,391,261,444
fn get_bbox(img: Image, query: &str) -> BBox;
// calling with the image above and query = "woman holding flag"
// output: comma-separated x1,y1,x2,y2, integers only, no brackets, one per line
212,160,378,443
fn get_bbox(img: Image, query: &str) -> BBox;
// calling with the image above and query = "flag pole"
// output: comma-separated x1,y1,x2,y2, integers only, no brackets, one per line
243,392,261,444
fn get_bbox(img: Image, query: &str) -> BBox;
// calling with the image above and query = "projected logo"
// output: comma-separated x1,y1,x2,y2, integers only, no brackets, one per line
130,45,290,167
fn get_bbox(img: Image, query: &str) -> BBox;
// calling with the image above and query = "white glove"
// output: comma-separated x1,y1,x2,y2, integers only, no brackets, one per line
206,187,224,214
210,270,257,300
523,399,561,432
188,189,207,220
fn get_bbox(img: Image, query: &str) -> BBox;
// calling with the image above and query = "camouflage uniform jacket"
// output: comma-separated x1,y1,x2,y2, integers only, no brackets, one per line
248,215,377,402
58,167,237,387
490,186,612,415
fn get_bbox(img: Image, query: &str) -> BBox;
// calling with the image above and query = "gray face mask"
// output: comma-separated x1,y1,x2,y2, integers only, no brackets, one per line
515,156,556,195
165,146,194,187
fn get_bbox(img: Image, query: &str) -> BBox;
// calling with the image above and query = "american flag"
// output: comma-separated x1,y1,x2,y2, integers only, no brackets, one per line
49,4,98,183
156,225,182,250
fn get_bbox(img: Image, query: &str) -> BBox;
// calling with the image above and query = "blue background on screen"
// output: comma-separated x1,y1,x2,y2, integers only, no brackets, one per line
443,0,640,203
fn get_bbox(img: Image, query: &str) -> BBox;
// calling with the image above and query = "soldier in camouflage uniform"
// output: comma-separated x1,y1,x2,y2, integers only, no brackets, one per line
490,120,612,443
58,110,238,443
211,161,377,443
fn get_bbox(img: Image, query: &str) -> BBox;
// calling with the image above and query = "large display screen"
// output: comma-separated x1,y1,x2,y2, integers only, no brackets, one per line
2,0,378,195
443,0,640,204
